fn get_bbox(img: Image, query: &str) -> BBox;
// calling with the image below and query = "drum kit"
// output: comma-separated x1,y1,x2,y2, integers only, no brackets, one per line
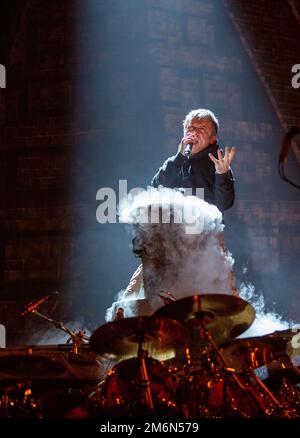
1,293,300,418
88,294,300,418
0,343,100,418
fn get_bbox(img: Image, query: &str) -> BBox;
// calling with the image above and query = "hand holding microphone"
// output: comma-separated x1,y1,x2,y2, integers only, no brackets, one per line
179,131,198,159
184,143,193,159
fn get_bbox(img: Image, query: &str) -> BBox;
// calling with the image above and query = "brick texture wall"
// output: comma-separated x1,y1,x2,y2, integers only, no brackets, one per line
224,0,300,158
0,0,299,344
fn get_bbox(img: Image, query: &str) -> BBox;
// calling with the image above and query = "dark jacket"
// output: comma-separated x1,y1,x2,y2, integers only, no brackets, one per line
151,143,234,212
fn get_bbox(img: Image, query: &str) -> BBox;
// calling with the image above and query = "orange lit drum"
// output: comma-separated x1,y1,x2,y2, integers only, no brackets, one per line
90,357,178,417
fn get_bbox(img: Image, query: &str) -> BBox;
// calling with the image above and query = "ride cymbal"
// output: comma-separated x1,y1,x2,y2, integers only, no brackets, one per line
89,316,189,361
154,294,255,345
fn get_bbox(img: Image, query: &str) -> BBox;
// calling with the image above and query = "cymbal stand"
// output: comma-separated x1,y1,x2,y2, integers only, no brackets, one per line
238,347,290,416
136,333,154,412
195,317,275,417
268,353,300,416
277,354,300,379
245,364,284,411
29,309,89,354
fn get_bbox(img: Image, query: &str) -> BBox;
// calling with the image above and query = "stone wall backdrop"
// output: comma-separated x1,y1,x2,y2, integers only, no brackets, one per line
0,0,299,345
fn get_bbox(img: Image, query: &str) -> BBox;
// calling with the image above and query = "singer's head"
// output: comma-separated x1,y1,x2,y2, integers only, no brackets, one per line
182,109,218,156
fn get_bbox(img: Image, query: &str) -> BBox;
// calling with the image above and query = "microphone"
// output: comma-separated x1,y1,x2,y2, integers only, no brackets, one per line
279,126,300,164
184,143,194,159
21,291,58,316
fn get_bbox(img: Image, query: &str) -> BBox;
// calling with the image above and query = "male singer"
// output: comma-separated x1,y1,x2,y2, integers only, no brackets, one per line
152,108,235,211
124,108,236,298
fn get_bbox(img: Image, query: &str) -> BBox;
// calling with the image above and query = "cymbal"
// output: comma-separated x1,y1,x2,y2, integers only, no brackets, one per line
154,294,255,345
220,336,287,372
0,354,65,379
265,329,300,357
89,316,189,361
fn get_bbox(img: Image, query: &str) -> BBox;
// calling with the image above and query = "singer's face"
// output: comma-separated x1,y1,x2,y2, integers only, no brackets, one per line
185,118,217,155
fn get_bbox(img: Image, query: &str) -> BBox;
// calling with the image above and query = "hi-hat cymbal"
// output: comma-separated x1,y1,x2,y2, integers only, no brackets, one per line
154,294,255,345
89,316,188,361
0,354,65,379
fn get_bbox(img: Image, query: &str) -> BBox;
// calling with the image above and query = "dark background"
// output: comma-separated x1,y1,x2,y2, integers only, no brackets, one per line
0,0,299,344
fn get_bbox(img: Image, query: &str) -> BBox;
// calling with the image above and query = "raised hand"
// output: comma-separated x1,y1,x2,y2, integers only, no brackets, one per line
208,146,236,174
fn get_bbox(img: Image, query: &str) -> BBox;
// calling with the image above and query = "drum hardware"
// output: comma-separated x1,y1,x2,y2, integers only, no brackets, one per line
0,353,65,380
254,350,300,416
0,299,99,418
134,336,154,411
88,356,178,417
220,337,287,372
89,316,188,415
22,294,90,354
0,381,43,418
0,345,103,418
25,308,90,355
190,316,273,417
0,352,66,418
243,367,284,416
89,316,189,362
220,337,300,417
3,293,298,418
153,294,287,417
154,294,256,346
21,292,59,317
276,378,300,416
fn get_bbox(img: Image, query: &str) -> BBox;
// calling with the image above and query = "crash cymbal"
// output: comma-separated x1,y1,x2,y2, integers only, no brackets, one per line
265,329,300,357
220,336,287,373
0,354,65,379
264,329,299,342
89,316,188,361
154,294,255,345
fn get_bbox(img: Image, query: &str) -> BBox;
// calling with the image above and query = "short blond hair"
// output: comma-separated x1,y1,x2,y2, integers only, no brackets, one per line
183,109,219,134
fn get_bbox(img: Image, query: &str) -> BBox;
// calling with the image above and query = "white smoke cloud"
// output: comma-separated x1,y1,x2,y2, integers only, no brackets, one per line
105,187,236,320
105,288,150,321
118,186,224,235
238,282,291,337
108,186,299,349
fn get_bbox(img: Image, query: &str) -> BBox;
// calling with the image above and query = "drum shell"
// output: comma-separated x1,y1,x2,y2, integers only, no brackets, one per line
91,358,178,416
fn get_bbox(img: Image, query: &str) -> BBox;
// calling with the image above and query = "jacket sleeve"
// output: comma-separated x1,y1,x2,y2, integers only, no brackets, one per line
151,151,185,187
214,169,235,211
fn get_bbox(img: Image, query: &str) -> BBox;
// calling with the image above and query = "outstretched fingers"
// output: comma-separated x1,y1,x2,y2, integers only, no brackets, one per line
208,152,218,164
